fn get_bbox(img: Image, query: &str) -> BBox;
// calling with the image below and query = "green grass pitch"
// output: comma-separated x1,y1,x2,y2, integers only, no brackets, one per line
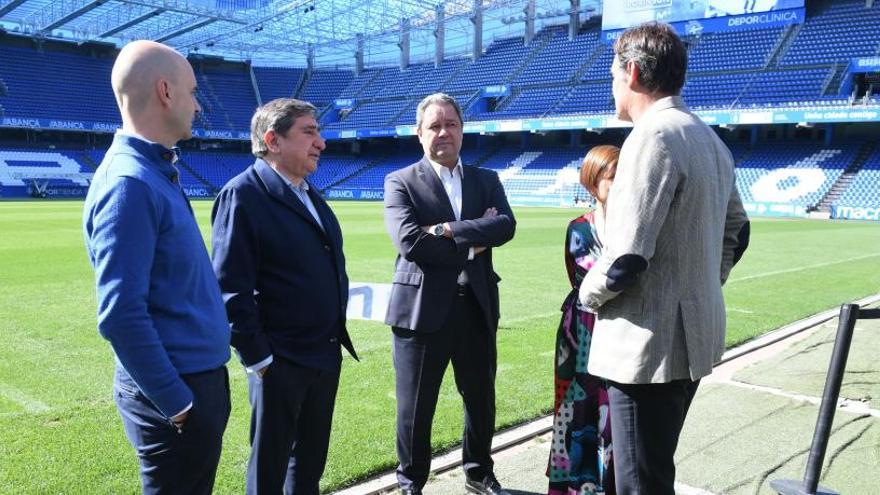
0,200,878,493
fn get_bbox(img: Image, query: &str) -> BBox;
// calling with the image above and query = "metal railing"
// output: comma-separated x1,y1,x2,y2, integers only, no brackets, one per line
771,303,880,495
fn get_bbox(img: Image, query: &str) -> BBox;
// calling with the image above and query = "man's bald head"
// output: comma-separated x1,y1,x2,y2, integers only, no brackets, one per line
110,40,201,147
111,40,189,115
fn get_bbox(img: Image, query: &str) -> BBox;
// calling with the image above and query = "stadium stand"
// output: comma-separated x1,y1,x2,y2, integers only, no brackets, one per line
2,1,879,214
253,66,305,103
0,147,94,197
444,36,538,94
195,65,259,132
337,68,381,99
686,26,785,72
299,69,355,106
553,82,614,115
180,151,252,190
835,145,880,208
734,141,860,207
0,45,118,125
3,1,879,130
305,152,378,191
512,27,599,86
781,0,880,67
335,154,408,192
409,59,469,98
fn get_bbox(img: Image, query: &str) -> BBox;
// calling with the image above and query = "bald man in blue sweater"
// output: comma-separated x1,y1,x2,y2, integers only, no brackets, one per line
83,40,231,494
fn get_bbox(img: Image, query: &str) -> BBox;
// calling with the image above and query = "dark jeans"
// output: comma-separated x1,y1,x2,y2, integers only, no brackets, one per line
245,357,341,495
114,365,231,495
607,379,700,495
392,286,497,491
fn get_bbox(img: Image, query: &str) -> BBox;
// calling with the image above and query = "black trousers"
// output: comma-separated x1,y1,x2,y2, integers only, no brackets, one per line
245,357,341,495
607,379,700,495
392,286,497,491
114,365,231,495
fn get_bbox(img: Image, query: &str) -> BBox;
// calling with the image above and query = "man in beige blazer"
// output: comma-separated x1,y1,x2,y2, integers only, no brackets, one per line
578,22,750,494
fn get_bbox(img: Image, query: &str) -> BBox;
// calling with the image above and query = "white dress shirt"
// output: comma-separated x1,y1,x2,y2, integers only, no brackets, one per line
427,158,474,284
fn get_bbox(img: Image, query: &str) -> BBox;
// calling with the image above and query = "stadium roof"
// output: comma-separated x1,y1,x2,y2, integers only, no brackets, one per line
0,0,601,67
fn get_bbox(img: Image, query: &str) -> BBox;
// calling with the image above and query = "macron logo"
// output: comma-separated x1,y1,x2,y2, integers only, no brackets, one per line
835,206,880,221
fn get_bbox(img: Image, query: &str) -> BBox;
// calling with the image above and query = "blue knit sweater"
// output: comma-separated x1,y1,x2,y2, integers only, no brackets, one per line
83,134,230,418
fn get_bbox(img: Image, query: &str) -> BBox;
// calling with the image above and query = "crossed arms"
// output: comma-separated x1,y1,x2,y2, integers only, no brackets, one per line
383,169,516,269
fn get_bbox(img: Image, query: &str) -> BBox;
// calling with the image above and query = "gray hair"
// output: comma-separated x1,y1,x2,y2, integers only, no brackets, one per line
416,93,463,129
251,98,317,157
613,22,687,95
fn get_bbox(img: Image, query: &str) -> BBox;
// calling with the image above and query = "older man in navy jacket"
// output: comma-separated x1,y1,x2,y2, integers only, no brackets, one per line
212,98,357,495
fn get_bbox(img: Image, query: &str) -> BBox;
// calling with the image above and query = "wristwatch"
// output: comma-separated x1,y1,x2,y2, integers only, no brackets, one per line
431,224,446,236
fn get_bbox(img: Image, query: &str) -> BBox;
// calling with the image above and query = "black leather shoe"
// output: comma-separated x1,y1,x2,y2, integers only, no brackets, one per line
399,487,422,495
464,474,511,495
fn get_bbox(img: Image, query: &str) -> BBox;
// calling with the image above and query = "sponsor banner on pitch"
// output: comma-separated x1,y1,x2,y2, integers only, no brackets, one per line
182,187,214,198
4,101,879,143
831,206,880,221
742,202,808,218
324,189,384,200
347,282,392,322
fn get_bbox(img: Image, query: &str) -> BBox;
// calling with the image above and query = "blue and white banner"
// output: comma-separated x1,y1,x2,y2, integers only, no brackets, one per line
321,128,397,140
482,85,511,98
603,7,803,42
396,106,879,139
39,185,89,198
0,116,250,141
5,102,879,144
334,99,356,110
347,282,391,322
182,187,214,198
742,201,807,218
507,194,573,208
324,189,384,200
1,116,119,132
831,205,880,221
602,0,804,32
191,129,251,140
849,57,880,73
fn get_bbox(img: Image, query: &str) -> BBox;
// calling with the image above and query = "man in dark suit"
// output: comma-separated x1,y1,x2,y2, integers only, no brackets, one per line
212,98,357,495
383,93,516,495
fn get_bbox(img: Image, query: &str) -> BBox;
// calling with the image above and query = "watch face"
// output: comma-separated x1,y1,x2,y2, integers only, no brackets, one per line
433,225,444,236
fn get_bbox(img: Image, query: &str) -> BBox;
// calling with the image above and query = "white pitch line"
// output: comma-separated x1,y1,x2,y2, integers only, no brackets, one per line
502,311,560,326
0,383,50,413
723,380,880,418
674,482,718,495
728,253,880,284
727,307,754,314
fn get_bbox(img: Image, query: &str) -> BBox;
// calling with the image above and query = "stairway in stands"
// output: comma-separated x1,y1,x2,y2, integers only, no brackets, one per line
814,140,877,212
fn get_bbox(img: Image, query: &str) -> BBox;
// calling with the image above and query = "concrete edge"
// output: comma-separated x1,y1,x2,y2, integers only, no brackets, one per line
332,417,554,495
717,293,880,365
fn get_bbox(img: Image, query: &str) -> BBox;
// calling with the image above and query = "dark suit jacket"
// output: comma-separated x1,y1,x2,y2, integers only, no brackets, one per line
383,157,516,333
211,158,356,371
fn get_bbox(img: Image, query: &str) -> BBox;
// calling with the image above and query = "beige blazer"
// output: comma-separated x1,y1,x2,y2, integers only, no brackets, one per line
579,96,749,384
